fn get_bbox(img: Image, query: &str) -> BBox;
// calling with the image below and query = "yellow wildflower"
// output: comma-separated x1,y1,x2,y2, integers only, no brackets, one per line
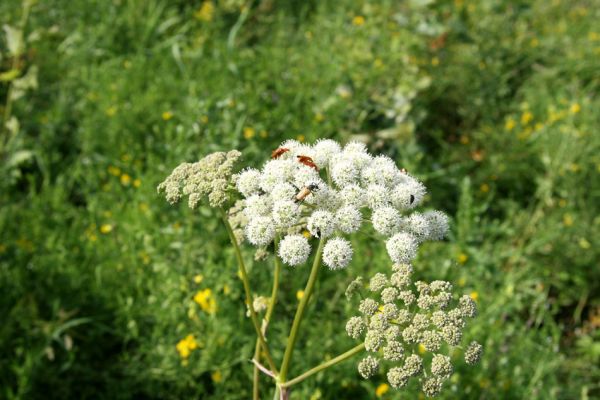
133,178,141,188
352,15,365,26
570,103,581,114
480,183,490,193
521,111,533,125
563,214,573,227
530,38,539,48
418,344,426,354
120,174,131,186
211,370,222,383
243,127,255,139
373,58,383,68
376,383,389,397
200,115,209,124
260,130,268,138
194,288,217,314
105,106,117,117
296,290,304,300
223,284,231,295
314,112,324,122
162,111,173,121
194,1,215,22
297,134,306,142
457,253,468,264
139,202,149,213
470,291,479,301
302,230,311,239
176,334,198,358
108,166,121,176
193,274,204,284
589,32,600,41
431,57,440,66
100,224,113,234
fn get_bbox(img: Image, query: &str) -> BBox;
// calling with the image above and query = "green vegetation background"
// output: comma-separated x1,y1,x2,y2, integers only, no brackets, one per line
1,0,599,399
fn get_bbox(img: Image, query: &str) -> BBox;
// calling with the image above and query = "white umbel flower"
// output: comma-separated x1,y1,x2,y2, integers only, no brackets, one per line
331,157,360,187
335,206,363,234
313,139,342,168
278,234,311,266
235,168,261,197
243,194,273,218
365,184,390,210
272,200,300,228
391,176,426,210
293,165,321,188
372,206,402,236
307,209,336,238
386,232,418,263
340,184,366,207
323,237,353,270
259,159,295,192
245,216,276,246
361,155,400,187
270,182,297,202
423,210,449,241
404,212,431,241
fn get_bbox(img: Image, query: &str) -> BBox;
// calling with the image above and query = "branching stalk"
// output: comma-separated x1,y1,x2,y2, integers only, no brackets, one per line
278,237,326,383
220,208,278,374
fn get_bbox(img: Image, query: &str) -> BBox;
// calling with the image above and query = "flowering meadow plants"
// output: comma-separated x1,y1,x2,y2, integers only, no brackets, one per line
1,0,599,399
158,140,482,397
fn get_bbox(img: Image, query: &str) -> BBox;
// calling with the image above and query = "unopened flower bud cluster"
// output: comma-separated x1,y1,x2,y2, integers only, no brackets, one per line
158,150,242,208
346,263,482,397
233,139,449,268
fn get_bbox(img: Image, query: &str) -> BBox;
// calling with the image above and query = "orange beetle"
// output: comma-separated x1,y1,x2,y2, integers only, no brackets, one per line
271,147,290,159
297,155,319,171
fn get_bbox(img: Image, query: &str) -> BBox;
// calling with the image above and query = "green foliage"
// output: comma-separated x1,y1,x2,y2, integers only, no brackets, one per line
1,0,598,398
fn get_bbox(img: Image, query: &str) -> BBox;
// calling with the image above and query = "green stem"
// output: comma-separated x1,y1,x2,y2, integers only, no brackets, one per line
280,343,365,388
252,339,260,400
220,209,278,374
278,237,326,383
252,236,282,399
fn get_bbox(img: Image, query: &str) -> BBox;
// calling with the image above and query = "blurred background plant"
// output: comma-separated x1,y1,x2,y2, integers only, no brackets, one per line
0,0,598,399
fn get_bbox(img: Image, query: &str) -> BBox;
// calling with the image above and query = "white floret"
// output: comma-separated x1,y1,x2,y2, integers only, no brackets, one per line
331,156,360,187
260,159,295,192
365,184,390,209
340,184,366,208
293,165,321,189
386,232,419,264
423,210,449,241
272,200,300,228
235,168,262,197
271,182,297,202
243,194,273,218
307,209,336,238
335,206,363,234
390,176,427,210
371,206,402,236
278,234,311,266
245,216,276,246
404,212,431,241
361,155,401,187
313,139,342,168
323,237,353,270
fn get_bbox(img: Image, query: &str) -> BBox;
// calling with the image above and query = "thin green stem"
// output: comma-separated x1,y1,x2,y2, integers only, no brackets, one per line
280,343,365,388
252,339,260,400
252,236,282,399
278,237,326,383
219,209,278,374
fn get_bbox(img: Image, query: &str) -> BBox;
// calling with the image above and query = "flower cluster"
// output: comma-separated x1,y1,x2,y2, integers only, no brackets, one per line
158,150,241,208
346,264,482,397
232,139,449,268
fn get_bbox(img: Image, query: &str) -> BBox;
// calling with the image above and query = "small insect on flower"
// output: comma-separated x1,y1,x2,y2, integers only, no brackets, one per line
295,182,320,203
271,147,290,159
297,155,319,171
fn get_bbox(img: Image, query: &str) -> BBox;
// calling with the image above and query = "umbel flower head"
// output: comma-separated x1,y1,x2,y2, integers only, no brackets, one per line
229,139,449,269
158,150,241,208
347,264,482,397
